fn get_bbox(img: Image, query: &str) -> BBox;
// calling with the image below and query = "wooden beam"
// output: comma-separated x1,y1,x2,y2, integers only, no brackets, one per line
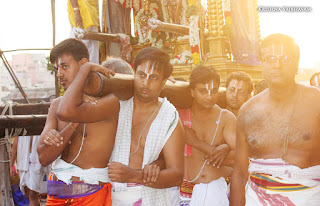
152,22,189,35
0,115,47,138
0,102,50,115
82,32,121,43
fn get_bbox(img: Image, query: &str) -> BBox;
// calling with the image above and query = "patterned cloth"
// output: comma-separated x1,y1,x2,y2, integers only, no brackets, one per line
110,97,180,206
178,109,193,156
246,158,320,205
46,174,112,206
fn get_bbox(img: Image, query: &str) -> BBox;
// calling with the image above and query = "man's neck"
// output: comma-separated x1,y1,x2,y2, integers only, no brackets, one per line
226,106,239,117
191,102,214,117
133,95,159,110
268,81,299,102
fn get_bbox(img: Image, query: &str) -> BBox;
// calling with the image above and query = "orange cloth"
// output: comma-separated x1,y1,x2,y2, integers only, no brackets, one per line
46,174,112,206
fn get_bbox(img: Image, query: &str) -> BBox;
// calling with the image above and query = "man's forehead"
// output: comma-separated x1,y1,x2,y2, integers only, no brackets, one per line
261,43,294,56
228,79,248,89
196,81,219,88
137,61,160,74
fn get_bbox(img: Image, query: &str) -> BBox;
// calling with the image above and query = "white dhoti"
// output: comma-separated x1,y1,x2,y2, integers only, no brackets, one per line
112,184,142,206
246,158,320,206
187,177,229,206
17,136,50,194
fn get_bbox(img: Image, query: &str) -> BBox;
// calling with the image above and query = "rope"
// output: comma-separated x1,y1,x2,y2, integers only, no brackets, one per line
1,101,27,163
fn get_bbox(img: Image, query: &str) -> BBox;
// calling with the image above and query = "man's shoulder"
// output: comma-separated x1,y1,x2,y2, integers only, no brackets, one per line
49,97,63,110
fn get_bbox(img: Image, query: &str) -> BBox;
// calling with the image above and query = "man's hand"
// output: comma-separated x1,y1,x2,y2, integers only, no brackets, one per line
74,11,84,29
204,144,231,168
108,162,135,183
82,62,115,78
43,129,64,147
10,165,15,178
184,126,198,145
143,164,160,185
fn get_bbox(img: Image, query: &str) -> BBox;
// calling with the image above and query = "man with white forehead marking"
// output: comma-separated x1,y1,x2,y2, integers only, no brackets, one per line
225,71,254,117
179,65,236,206
231,33,320,205
57,47,185,206
37,38,119,205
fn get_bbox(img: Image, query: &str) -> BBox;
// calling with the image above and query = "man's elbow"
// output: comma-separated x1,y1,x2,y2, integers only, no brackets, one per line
173,170,184,186
37,146,51,167
56,109,75,121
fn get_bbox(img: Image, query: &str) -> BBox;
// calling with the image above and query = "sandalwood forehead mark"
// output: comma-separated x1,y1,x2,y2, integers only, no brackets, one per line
272,44,284,56
144,61,156,80
54,57,62,69
205,81,215,95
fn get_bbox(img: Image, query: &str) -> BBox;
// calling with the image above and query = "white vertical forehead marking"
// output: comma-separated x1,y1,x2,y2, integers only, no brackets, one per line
144,61,150,79
281,44,284,56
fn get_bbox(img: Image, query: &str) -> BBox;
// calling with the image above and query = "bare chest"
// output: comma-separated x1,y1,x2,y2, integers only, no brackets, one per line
244,106,320,152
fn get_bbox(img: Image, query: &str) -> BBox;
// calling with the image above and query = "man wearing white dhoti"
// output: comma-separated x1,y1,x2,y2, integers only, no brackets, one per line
178,65,236,206
108,47,184,206
230,34,320,205
54,47,185,206
10,135,50,206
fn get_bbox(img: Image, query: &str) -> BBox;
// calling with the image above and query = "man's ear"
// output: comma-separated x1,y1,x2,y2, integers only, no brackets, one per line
161,78,168,90
80,58,89,65
190,88,195,98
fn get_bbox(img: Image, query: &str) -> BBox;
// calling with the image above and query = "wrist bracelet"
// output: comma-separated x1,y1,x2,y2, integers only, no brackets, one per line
73,7,80,11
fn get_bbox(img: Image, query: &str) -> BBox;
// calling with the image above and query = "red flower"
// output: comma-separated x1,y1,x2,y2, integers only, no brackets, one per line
191,45,199,53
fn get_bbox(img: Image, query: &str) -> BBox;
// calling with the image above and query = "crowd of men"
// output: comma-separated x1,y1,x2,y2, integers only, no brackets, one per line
9,32,320,206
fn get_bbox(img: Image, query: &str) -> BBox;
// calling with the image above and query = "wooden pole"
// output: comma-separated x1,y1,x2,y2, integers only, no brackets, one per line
0,115,47,138
0,139,14,206
0,102,50,115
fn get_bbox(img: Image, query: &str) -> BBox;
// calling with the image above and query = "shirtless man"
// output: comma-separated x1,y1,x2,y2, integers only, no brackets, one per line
225,71,253,116
231,33,320,205
56,47,185,205
37,38,119,205
179,65,236,206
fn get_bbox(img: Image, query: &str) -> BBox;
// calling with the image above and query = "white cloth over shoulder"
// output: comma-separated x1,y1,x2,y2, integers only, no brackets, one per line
110,97,180,206
246,158,320,206
189,177,229,206
52,158,109,185
17,135,50,194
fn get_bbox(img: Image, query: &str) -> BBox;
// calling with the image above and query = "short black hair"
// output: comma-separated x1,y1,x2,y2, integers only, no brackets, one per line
189,65,220,89
50,38,89,63
226,71,254,94
259,33,300,62
133,47,173,79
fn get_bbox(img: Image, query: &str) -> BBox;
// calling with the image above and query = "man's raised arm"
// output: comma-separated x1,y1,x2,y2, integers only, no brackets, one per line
56,62,119,123
37,98,79,166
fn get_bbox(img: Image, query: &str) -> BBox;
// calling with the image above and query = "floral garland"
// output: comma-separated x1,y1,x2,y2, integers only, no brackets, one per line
115,0,141,11
135,7,164,47
189,15,201,65
170,50,194,65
